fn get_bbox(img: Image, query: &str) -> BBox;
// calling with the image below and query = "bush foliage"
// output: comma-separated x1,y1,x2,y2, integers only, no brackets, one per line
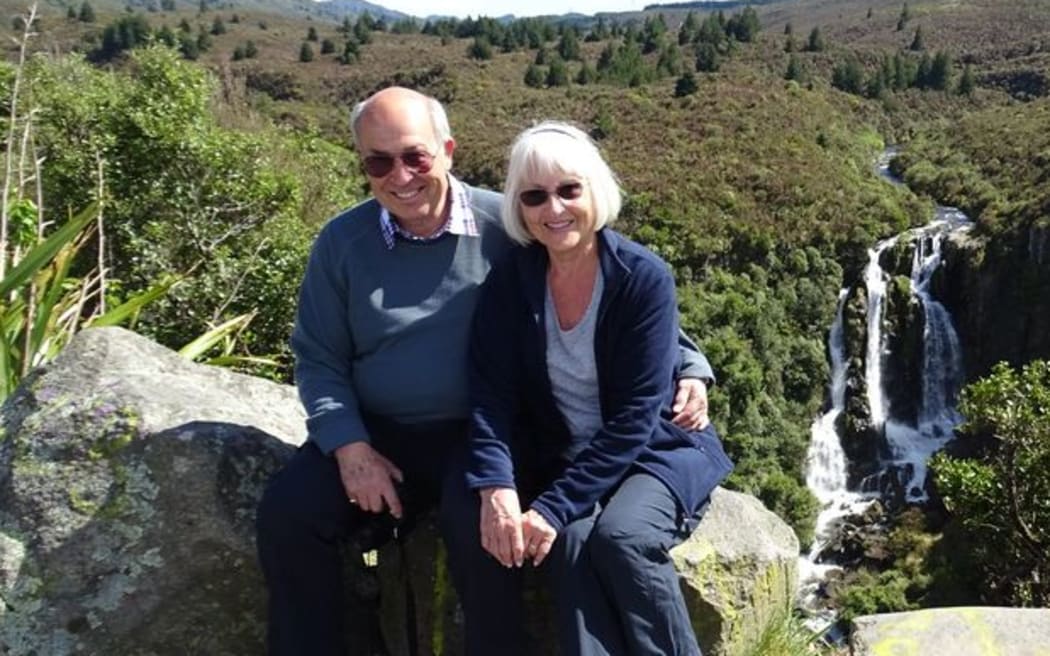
932,360,1050,606
17,46,362,375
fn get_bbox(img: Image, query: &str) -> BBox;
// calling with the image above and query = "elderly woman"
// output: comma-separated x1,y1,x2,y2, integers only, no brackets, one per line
440,122,733,656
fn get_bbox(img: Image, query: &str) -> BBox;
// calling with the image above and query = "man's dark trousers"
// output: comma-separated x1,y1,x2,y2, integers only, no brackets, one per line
256,415,465,656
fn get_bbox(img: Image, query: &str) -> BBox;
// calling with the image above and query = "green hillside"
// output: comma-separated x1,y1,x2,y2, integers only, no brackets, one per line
2,0,1048,630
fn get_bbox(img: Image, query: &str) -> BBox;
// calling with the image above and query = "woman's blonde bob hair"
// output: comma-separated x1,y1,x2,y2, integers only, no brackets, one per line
500,121,623,245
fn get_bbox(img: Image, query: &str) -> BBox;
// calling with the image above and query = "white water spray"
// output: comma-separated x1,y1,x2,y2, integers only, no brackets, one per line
880,221,966,500
863,238,899,429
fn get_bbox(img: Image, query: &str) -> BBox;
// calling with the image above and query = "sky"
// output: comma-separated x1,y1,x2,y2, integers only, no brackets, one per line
372,1,660,19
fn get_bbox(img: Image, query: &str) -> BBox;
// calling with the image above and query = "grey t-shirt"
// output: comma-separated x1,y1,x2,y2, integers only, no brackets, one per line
545,268,605,459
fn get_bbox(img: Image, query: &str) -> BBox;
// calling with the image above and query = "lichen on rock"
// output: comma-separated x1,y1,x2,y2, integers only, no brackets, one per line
0,328,305,655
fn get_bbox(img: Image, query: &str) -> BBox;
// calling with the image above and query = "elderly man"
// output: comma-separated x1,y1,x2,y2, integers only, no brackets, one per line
255,86,715,655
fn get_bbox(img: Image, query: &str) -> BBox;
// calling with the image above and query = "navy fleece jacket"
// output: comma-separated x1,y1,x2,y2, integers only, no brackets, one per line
466,229,734,531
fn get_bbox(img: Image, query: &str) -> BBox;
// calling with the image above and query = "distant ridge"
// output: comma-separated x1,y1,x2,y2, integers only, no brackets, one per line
310,0,409,21
644,0,787,10
420,12,587,23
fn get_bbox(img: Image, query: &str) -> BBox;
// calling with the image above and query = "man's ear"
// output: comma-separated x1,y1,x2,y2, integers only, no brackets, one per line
443,138,456,160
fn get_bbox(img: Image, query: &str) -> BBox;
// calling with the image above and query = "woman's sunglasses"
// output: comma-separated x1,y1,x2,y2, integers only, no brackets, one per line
519,182,584,208
362,150,435,178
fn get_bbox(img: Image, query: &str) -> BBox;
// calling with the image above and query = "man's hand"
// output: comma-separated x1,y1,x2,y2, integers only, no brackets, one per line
333,442,404,518
672,377,710,430
479,487,524,568
521,510,557,567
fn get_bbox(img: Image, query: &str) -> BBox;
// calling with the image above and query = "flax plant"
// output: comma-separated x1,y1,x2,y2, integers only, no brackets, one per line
0,5,179,404
177,310,278,370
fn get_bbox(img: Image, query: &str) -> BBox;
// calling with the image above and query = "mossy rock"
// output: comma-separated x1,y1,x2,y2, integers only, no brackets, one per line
378,488,799,656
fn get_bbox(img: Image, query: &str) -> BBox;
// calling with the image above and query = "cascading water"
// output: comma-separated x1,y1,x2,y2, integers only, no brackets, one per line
864,237,899,429
878,218,967,500
800,292,873,612
800,150,971,614
805,289,850,508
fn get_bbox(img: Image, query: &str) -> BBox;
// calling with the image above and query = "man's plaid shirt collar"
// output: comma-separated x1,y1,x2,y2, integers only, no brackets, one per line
378,175,479,249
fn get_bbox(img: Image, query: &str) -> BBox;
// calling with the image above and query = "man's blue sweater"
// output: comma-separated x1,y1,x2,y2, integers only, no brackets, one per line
291,186,512,454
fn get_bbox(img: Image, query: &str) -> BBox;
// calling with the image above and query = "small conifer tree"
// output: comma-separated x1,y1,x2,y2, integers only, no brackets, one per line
909,25,924,51
546,58,569,86
806,26,825,52
78,1,96,22
695,42,720,72
523,63,545,88
674,71,698,97
957,63,975,95
467,36,493,60
339,38,358,64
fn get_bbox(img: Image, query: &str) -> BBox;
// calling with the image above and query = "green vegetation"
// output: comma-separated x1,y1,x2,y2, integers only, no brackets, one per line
77,0,95,23
892,101,1050,238
4,0,1050,622
742,606,831,656
0,14,178,403
828,508,937,620
933,361,1050,606
15,44,360,379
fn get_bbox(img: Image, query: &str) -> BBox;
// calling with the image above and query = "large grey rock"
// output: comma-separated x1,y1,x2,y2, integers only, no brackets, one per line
1,327,800,655
0,327,306,655
851,607,1050,656
673,487,800,656
379,487,801,656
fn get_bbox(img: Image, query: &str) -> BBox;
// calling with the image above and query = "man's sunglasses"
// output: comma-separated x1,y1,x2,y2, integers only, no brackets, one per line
362,150,435,178
518,182,584,208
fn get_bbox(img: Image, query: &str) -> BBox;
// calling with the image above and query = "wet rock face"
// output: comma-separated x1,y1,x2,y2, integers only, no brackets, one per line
810,501,889,569
940,227,1050,381
881,274,924,426
840,284,881,487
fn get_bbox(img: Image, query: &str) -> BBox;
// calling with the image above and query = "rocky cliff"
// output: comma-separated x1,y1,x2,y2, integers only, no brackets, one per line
938,223,1050,381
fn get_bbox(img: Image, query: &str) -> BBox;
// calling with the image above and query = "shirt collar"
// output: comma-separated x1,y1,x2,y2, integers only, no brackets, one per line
379,174,479,250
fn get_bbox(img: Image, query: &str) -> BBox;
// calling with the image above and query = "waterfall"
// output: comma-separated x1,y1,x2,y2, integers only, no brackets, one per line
913,227,964,428
800,292,873,613
863,238,899,429
881,221,966,501
805,289,849,506
801,149,971,613
807,152,970,511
